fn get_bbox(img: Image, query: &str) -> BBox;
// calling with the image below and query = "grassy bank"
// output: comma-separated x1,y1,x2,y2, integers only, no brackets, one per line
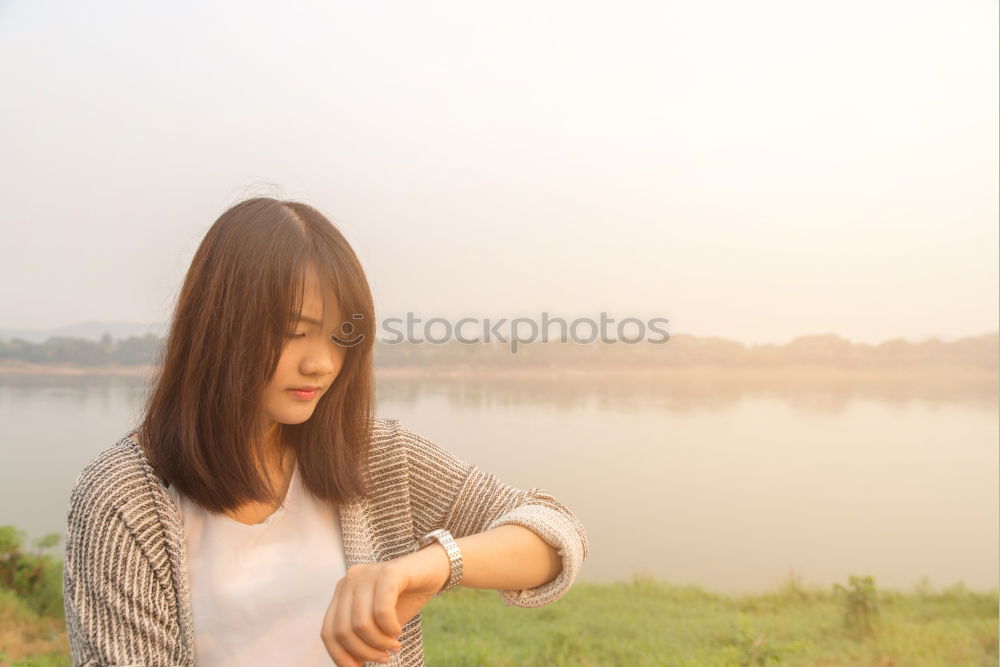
3,571,995,666
420,575,998,666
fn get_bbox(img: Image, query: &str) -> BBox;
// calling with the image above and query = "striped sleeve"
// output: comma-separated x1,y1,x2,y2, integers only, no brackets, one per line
400,424,589,608
63,458,183,666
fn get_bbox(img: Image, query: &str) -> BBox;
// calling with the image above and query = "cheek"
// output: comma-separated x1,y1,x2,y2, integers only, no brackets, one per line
267,353,298,389
333,351,349,377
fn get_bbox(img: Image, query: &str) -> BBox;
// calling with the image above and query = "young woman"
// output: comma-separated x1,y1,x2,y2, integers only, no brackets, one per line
61,196,590,667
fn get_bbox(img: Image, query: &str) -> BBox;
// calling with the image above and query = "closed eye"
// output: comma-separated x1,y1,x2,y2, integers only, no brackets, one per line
287,332,339,339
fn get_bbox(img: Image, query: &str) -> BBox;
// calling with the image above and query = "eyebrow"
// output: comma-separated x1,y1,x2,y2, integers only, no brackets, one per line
297,315,324,326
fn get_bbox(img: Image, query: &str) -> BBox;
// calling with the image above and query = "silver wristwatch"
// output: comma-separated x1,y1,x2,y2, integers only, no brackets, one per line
416,528,463,597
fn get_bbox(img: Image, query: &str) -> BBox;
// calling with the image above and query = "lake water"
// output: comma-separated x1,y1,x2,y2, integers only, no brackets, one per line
1,371,996,594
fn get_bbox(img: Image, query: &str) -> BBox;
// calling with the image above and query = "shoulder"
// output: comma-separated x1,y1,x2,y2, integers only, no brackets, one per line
66,432,171,539
368,416,441,460
369,417,474,482
69,434,146,505
370,415,401,444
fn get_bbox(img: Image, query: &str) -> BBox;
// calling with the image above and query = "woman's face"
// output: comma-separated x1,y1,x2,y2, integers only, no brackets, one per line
260,265,347,429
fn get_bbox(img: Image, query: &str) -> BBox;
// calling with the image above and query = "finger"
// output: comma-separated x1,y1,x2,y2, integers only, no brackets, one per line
335,585,391,665
321,588,361,667
372,573,404,641
325,637,362,667
349,577,400,659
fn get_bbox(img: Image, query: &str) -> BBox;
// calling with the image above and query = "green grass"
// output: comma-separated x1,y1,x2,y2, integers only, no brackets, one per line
1,571,995,666
419,574,998,666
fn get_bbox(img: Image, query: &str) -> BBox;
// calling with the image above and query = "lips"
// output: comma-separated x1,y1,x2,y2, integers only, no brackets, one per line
288,386,321,400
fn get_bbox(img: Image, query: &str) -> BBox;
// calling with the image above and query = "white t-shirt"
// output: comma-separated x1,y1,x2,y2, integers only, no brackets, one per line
165,462,347,666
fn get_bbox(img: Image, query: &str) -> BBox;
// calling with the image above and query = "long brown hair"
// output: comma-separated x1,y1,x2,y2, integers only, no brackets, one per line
136,196,377,512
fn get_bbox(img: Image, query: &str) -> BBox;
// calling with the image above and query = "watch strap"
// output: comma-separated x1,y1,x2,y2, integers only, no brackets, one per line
416,528,463,597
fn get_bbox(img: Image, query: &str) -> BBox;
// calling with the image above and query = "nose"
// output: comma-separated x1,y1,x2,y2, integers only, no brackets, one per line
298,342,339,380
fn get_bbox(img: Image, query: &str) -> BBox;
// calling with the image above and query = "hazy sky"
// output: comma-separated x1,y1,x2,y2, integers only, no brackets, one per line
1,0,996,345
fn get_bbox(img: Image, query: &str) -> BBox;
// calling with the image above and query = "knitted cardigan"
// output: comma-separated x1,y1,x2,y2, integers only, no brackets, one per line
62,416,589,666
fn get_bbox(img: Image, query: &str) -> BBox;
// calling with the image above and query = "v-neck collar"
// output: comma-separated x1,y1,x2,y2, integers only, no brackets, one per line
218,462,298,529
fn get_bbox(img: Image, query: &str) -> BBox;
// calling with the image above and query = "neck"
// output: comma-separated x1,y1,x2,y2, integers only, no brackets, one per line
260,421,294,473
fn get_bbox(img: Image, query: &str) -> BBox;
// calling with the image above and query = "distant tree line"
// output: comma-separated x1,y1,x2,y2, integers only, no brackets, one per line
0,333,161,366
373,333,998,370
0,331,996,371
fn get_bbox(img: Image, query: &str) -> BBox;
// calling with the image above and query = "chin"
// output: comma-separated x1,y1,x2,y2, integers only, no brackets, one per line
280,411,316,425
265,405,317,426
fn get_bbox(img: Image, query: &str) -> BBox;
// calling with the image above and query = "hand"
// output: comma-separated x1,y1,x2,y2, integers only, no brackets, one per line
320,545,451,666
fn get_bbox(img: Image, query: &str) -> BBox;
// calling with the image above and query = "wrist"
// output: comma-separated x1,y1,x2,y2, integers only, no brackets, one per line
410,541,452,594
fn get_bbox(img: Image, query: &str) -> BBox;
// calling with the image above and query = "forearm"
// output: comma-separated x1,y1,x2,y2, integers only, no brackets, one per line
408,524,562,593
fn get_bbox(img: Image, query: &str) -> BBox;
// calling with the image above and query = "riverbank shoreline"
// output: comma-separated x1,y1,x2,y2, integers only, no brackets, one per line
0,361,996,381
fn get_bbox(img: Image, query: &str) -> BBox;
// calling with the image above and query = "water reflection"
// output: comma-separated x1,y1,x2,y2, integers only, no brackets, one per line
1,370,996,594
374,368,998,414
